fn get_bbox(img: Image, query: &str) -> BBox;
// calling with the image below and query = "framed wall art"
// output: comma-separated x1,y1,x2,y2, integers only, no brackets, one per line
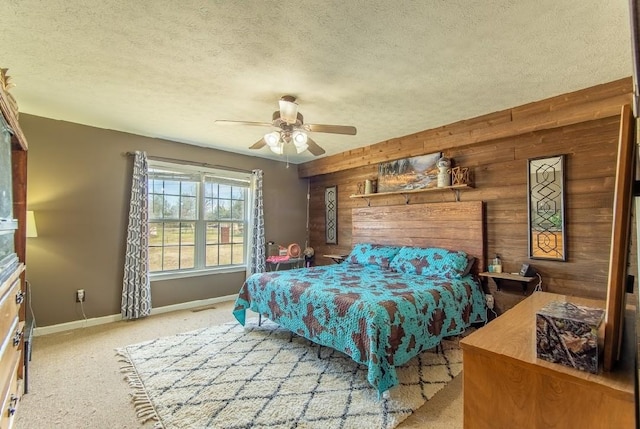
527,154,566,261
325,185,338,244
377,152,441,193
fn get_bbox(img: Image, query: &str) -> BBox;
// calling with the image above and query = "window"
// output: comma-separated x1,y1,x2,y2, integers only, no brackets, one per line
147,161,250,277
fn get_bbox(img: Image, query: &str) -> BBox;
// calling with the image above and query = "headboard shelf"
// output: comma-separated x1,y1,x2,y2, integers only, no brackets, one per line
349,183,473,205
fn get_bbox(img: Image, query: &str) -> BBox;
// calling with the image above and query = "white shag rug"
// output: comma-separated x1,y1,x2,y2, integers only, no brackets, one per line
116,319,462,429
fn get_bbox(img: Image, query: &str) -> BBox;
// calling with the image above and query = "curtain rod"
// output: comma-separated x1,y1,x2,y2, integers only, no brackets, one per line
123,152,253,174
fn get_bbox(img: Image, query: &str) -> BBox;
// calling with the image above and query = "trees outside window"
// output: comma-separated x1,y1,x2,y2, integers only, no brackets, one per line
148,162,249,275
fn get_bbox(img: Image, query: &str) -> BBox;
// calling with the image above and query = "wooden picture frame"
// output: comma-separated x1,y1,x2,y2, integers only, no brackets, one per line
527,154,567,261
377,152,441,193
603,104,635,371
325,185,338,244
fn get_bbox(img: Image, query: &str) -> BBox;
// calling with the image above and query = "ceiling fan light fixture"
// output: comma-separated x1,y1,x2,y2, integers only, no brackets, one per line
264,131,280,147
292,130,309,153
269,142,284,155
221,95,356,157
292,130,308,145
279,97,298,124
294,142,309,154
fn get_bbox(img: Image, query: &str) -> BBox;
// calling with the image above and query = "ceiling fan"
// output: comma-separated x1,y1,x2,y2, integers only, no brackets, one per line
214,95,357,156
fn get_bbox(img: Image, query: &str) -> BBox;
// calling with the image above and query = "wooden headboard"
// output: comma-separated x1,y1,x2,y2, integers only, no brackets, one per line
352,201,485,274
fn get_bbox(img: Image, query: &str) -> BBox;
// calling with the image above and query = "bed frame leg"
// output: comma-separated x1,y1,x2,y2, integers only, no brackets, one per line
317,345,322,358
258,314,262,326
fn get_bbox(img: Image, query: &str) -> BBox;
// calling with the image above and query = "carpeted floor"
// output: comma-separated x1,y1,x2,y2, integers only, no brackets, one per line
15,300,464,428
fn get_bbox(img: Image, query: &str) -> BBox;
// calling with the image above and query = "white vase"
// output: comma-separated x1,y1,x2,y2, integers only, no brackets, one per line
365,179,372,194
437,157,451,188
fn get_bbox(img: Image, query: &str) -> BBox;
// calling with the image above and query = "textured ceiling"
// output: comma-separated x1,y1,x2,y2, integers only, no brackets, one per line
1,1,633,164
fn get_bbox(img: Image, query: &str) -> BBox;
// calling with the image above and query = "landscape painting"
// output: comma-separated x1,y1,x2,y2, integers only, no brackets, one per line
377,152,441,193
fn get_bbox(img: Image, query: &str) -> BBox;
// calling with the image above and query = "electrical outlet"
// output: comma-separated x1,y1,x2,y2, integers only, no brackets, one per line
76,289,85,303
485,294,494,310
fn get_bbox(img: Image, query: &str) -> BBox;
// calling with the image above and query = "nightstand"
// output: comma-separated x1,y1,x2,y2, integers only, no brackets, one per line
479,272,536,295
266,257,304,271
323,254,349,264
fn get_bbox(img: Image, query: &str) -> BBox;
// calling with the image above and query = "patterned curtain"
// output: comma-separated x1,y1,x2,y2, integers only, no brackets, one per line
121,151,152,319
246,169,265,277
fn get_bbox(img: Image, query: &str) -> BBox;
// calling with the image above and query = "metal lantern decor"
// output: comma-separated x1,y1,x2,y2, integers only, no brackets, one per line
451,166,471,186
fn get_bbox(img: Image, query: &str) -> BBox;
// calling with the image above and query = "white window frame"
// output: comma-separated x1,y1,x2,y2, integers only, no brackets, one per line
148,160,252,281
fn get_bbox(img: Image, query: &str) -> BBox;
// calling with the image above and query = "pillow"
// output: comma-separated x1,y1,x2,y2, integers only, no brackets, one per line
390,246,470,279
460,256,476,277
345,243,401,269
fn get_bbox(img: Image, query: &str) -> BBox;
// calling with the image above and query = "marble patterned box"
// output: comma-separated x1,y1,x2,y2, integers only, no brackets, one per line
535,301,605,373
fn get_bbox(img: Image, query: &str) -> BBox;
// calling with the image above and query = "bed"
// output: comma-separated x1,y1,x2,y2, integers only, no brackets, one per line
233,201,487,394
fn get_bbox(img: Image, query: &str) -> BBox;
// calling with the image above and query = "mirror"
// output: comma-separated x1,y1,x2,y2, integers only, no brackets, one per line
527,155,566,261
325,185,338,244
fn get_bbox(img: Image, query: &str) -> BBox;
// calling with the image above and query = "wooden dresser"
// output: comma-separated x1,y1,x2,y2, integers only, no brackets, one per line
0,68,28,429
0,265,24,429
460,292,635,429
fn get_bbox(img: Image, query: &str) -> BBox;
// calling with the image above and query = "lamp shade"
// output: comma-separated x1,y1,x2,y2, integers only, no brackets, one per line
294,142,308,154
292,130,309,153
264,131,280,147
278,98,298,124
26,211,38,238
292,130,308,145
269,143,284,155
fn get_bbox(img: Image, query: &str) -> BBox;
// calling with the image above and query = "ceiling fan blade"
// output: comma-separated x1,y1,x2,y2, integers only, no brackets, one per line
306,137,326,156
249,138,266,150
304,124,357,135
215,120,273,127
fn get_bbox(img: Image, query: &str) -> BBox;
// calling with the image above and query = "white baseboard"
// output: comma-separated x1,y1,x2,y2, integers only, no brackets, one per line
33,294,238,337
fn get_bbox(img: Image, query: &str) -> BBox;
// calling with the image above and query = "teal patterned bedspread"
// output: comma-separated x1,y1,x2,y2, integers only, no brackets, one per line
233,263,487,394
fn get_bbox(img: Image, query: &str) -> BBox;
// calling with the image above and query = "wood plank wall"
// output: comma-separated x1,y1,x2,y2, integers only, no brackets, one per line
300,78,637,313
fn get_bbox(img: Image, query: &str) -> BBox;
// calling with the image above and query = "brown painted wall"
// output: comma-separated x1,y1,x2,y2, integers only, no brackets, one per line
22,115,309,326
302,79,637,314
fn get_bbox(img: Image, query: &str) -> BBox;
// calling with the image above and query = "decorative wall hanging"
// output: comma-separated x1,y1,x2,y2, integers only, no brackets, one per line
325,186,338,244
527,155,566,261
287,243,301,258
450,166,471,186
377,152,441,193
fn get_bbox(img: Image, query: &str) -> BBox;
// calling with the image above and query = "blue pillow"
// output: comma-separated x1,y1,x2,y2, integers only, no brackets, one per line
390,246,470,278
345,243,400,269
